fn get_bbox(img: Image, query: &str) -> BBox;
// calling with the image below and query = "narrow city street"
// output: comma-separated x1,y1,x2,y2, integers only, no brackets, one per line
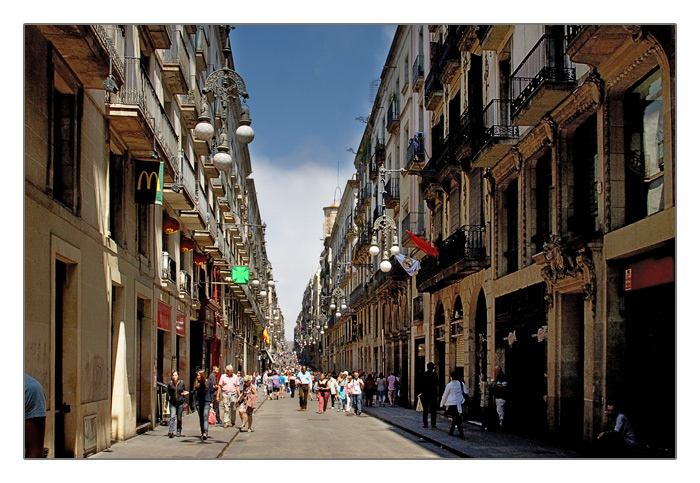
219,395,456,459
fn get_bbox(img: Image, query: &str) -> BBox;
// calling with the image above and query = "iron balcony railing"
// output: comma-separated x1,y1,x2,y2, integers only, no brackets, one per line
387,98,400,131
178,151,197,201
384,175,400,202
113,57,179,168
511,34,576,113
424,68,442,105
476,99,519,146
401,211,426,245
179,270,192,295
406,134,425,168
412,54,424,85
438,26,460,70
161,252,177,283
566,25,586,43
92,25,125,81
161,28,191,85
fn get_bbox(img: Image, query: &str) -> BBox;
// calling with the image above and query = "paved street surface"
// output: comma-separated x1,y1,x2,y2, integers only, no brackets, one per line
92,389,583,459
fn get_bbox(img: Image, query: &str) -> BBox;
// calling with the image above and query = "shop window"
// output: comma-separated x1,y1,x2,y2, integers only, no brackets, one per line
625,68,664,223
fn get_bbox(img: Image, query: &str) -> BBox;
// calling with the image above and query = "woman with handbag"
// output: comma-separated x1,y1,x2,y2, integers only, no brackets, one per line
192,369,214,441
237,375,258,432
440,370,466,438
167,371,189,438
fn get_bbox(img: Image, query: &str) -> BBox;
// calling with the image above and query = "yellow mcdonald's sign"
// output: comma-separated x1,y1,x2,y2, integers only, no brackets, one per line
135,160,164,205
137,170,159,190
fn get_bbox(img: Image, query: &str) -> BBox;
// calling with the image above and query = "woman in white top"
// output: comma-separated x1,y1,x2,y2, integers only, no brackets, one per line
440,370,467,437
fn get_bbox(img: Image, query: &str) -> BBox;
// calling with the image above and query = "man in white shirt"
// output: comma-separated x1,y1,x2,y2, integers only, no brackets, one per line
348,371,365,415
296,366,313,411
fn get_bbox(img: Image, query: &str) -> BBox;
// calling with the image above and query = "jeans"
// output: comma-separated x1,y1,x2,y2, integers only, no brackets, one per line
221,391,238,425
169,403,184,434
195,401,210,435
338,396,346,411
352,394,362,414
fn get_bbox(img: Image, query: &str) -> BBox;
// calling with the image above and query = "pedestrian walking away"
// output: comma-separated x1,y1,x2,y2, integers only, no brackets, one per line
420,362,440,428
218,365,240,428
296,365,312,411
272,371,282,400
387,372,398,407
237,375,258,432
364,373,376,407
25,373,47,457
489,365,507,429
376,373,387,407
440,370,466,438
166,371,189,438
192,369,213,440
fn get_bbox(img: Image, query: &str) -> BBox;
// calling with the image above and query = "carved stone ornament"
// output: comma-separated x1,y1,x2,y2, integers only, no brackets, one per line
534,235,596,307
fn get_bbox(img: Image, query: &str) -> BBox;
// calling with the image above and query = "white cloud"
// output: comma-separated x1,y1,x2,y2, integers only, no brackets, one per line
250,155,354,341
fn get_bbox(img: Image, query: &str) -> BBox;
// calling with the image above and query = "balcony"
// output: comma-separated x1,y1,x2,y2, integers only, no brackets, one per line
359,183,373,208
416,225,489,293
192,133,211,158
412,295,424,322
179,270,192,297
477,25,513,51
348,283,369,309
401,212,426,247
161,251,177,291
179,187,208,231
176,83,202,130
386,98,400,134
511,34,576,126
428,140,460,183
384,175,400,210
471,99,520,168
194,26,209,72
566,25,636,67
374,142,386,166
159,29,190,94
163,152,196,211
211,174,226,198
457,25,480,53
421,172,444,202
451,106,478,163
202,155,219,180
140,25,172,50
424,68,443,111
36,25,125,89
368,260,407,297
412,54,425,92
106,57,179,180
406,134,426,170
352,225,373,263
438,27,461,84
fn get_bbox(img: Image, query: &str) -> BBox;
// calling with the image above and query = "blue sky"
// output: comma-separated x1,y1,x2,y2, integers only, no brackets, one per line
229,25,396,340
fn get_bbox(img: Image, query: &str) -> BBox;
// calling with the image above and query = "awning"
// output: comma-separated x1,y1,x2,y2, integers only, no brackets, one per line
264,349,275,365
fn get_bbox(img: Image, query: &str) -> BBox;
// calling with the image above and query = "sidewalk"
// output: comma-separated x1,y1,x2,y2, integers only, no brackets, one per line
91,395,268,459
361,403,584,458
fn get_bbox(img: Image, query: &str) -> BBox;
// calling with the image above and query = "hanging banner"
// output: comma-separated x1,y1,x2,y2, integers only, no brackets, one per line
135,160,164,205
395,253,420,276
176,310,186,337
157,300,171,332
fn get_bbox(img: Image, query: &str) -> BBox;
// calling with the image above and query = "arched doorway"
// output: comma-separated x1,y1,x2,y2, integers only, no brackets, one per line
434,302,446,393
473,290,487,422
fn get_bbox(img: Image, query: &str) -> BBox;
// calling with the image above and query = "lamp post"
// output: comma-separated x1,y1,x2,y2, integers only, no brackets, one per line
194,26,254,172
369,168,400,272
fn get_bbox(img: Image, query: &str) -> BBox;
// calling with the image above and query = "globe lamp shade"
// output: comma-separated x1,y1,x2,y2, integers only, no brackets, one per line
380,259,392,272
180,237,195,253
163,217,180,234
212,151,233,171
194,120,215,141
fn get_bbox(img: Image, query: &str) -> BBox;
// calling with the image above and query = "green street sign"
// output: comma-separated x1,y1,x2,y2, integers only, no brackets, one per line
231,266,250,284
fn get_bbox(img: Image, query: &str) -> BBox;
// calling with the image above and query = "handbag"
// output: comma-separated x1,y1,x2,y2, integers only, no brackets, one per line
416,394,423,412
208,406,216,425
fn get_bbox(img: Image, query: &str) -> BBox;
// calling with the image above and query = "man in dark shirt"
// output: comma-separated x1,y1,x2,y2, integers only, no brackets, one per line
420,362,440,428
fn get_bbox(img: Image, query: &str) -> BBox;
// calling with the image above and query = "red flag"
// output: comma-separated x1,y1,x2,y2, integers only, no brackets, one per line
405,230,438,257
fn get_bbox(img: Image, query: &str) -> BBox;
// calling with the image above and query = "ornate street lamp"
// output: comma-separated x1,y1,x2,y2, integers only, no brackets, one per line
194,26,254,172
369,168,400,272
